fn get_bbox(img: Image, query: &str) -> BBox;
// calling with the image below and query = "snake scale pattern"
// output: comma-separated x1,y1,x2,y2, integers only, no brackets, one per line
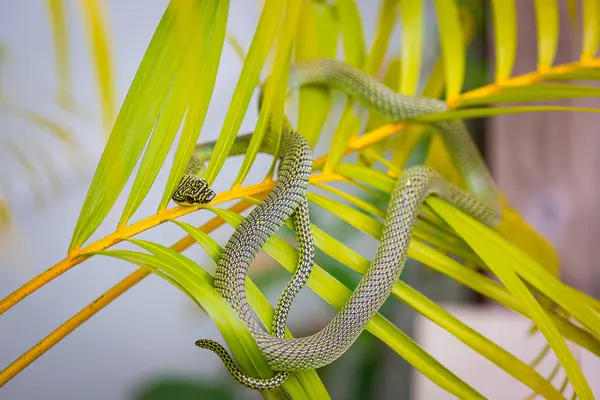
172,59,502,390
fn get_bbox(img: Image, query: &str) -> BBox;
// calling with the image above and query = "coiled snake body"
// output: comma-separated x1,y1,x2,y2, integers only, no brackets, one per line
172,59,502,390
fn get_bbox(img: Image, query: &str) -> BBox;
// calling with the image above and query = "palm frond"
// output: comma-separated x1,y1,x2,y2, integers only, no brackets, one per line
235,0,301,185
203,0,284,185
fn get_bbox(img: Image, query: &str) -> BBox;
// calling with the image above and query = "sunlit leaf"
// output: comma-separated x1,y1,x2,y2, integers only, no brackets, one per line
542,68,600,81
414,105,600,122
295,1,338,147
363,0,399,76
120,1,226,224
78,0,115,136
69,5,188,251
399,0,423,95
489,0,517,83
158,0,228,210
335,0,365,68
534,0,559,70
432,0,465,99
234,0,302,186
429,198,595,399
498,197,561,279
324,102,362,173
311,181,385,219
581,0,600,61
458,83,600,107
204,0,285,185
227,32,247,63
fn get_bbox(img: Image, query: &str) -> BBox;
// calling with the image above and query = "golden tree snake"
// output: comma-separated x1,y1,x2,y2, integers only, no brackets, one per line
172,59,502,390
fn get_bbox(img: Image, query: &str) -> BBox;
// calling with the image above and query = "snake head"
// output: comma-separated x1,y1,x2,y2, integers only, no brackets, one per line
172,175,216,206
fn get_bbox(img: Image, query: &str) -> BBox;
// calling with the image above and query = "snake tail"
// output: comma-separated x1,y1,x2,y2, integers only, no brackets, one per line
195,340,288,390
193,128,314,390
194,198,315,390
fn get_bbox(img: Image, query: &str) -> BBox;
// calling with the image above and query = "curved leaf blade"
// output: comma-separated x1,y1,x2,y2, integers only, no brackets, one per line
69,5,182,251
203,0,285,185
458,83,600,107
534,0,559,70
428,198,594,399
399,0,423,95
234,0,302,186
489,0,517,83
335,0,366,68
581,0,600,61
78,0,116,136
121,0,227,224
295,1,338,147
433,0,465,99
413,105,600,122
324,102,362,173
363,0,399,76
159,0,228,210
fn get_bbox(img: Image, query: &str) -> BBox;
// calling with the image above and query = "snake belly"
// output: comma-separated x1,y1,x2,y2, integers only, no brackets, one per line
177,58,502,388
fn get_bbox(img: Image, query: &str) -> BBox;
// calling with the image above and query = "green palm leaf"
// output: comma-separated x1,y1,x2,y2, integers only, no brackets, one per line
69,4,184,250
295,1,337,147
433,0,465,99
203,0,285,185
489,0,517,83
534,0,559,70
399,0,423,95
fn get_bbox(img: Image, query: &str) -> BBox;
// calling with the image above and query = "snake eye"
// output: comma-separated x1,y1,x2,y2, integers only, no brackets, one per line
186,195,197,204
205,190,216,202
